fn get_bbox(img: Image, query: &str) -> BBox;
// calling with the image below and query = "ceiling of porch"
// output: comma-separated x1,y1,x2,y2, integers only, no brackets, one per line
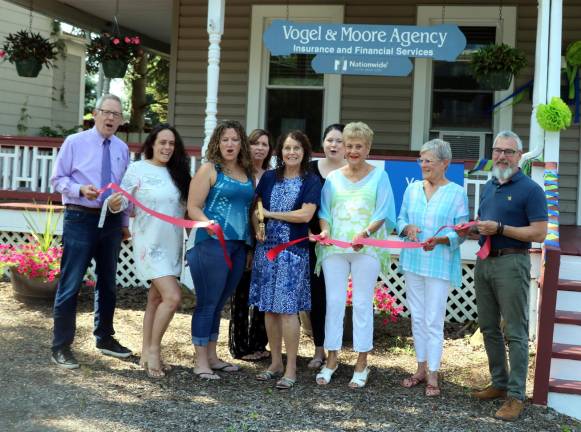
6,0,172,54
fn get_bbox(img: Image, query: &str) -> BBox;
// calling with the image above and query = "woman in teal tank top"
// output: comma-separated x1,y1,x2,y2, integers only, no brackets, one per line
186,120,254,380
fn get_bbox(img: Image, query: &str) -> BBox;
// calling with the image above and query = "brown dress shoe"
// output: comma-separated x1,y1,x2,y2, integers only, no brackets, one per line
494,397,524,421
471,386,507,400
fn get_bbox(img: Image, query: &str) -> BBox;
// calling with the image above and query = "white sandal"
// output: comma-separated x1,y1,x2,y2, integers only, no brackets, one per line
316,366,338,385
349,367,370,388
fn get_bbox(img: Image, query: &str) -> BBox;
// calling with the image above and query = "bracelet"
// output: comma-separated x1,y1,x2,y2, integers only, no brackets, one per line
496,221,504,236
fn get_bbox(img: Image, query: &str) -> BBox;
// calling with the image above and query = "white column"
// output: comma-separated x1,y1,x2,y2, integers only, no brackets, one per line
202,0,225,158
523,0,563,166
522,0,550,165
544,0,562,163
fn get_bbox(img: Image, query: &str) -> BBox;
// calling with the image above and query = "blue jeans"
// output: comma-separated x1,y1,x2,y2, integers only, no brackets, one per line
52,209,122,350
187,239,246,346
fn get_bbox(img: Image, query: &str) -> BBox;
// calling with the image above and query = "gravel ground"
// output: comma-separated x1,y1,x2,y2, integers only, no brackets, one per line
0,282,579,432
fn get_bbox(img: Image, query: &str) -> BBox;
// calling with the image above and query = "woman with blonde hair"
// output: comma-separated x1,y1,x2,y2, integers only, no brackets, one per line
316,122,396,388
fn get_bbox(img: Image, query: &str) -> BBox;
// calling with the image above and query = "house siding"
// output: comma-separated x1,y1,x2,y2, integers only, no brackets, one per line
171,0,581,224
0,1,84,136
0,1,54,135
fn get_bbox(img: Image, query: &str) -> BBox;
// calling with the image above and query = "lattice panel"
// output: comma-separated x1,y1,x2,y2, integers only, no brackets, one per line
2,230,478,322
378,258,477,323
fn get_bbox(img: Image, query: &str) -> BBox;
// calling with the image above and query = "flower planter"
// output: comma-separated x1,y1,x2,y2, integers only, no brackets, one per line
102,59,128,78
10,269,58,302
477,71,513,91
15,58,43,78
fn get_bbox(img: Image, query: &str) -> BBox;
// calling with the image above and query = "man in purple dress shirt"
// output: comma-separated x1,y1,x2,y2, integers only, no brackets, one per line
50,94,132,368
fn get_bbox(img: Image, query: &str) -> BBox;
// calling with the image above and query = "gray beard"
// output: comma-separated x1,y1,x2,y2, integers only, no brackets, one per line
492,165,515,181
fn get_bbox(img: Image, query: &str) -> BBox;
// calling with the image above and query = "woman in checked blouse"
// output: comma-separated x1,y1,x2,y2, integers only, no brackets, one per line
397,139,469,397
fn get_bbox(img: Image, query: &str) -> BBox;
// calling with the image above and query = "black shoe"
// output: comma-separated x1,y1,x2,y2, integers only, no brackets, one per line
96,338,132,358
51,346,80,369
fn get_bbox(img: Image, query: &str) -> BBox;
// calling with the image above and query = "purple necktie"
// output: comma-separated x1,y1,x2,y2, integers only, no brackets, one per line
101,138,112,201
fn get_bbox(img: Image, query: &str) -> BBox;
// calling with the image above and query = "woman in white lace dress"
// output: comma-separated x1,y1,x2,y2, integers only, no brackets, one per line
108,124,191,378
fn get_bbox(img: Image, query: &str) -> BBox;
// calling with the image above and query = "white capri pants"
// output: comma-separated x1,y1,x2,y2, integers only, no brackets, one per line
322,253,380,353
404,271,450,371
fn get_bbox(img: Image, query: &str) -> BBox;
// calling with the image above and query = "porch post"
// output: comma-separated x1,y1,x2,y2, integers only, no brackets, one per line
523,0,550,163
544,0,562,162
202,0,226,158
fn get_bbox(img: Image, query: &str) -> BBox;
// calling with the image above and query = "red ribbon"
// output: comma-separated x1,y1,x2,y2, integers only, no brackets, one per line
102,183,232,269
265,221,490,261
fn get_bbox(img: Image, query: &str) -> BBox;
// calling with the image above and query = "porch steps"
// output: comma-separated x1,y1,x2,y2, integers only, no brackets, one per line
547,271,581,420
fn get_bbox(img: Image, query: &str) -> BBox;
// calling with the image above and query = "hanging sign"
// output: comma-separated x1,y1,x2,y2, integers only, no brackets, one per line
311,55,412,76
263,20,466,76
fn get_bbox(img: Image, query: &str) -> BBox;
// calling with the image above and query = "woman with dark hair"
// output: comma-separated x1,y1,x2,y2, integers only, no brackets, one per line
228,128,274,361
107,124,191,378
186,120,254,380
249,130,322,390
307,123,346,370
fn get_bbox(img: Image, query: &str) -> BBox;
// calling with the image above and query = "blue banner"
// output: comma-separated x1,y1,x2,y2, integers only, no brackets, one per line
385,160,465,215
264,21,467,62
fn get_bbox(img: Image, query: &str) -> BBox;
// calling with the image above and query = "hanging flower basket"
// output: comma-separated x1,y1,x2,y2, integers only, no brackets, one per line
15,57,43,77
102,58,129,78
470,43,527,91
86,33,142,77
476,71,513,91
0,30,58,78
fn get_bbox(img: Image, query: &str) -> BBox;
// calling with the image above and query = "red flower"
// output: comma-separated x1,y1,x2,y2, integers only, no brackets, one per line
112,38,120,45
133,36,141,45
0,50,5,58
124,37,130,43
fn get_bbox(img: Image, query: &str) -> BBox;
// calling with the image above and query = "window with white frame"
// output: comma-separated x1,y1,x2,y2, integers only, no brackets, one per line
266,53,324,149
247,5,343,150
411,6,517,155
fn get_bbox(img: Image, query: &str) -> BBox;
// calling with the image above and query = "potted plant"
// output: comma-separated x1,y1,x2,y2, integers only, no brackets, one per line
0,30,58,77
0,205,62,301
87,32,142,78
469,43,528,91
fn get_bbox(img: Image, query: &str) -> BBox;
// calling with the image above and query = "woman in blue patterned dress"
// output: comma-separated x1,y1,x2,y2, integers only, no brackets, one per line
249,130,322,390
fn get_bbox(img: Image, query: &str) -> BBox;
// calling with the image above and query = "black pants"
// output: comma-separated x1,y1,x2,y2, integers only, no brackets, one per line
228,270,268,358
309,243,326,348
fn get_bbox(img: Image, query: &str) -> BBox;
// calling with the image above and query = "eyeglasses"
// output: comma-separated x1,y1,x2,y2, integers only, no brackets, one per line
97,109,122,119
416,158,440,165
492,147,518,156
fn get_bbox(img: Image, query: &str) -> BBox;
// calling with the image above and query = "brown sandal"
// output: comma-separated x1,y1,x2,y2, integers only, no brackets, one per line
401,375,426,388
425,383,441,397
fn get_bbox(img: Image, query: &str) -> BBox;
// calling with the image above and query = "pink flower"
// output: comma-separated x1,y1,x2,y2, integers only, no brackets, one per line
132,36,140,45
124,37,130,43
112,38,120,45
0,50,5,59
